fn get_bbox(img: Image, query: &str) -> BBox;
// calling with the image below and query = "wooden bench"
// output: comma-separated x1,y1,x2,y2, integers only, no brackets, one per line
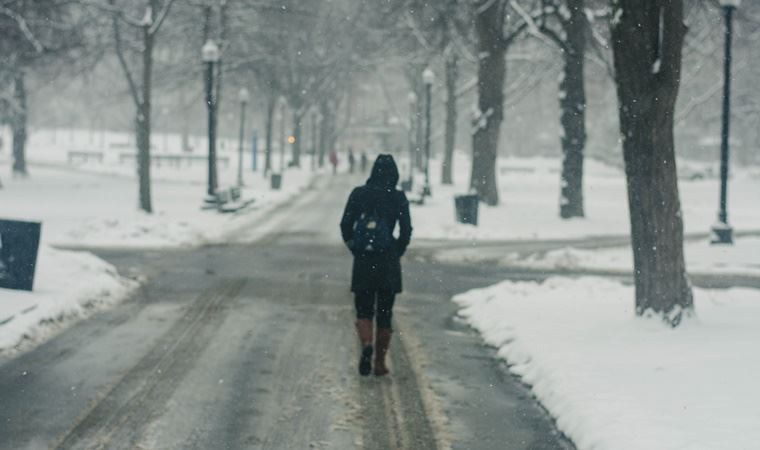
67,151,104,164
118,153,229,168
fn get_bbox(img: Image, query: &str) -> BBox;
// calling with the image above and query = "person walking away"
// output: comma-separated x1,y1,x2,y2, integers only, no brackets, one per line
360,151,368,174
340,155,412,376
348,147,356,174
329,149,339,175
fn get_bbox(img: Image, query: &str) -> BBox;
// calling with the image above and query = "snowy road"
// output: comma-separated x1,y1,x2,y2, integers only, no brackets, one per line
0,175,572,450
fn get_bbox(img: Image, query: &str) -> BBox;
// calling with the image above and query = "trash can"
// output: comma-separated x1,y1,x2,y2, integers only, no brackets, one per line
230,186,241,201
0,219,42,291
454,194,479,226
271,173,282,190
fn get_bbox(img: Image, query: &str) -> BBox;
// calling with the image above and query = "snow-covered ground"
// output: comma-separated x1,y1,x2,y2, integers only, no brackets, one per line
454,277,760,450
512,237,760,276
1,127,316,248
433,236,760,277
411,152,760,241
0,246,135,352
0,127,315,352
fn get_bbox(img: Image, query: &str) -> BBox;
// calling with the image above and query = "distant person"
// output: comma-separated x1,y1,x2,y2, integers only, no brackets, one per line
329,149,339,174
360,151,368,174
348,147,356,174
340,155,412,376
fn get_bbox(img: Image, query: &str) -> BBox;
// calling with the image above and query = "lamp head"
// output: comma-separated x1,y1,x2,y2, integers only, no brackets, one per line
239,88,250,104
422,68,435,86
202,40,220,63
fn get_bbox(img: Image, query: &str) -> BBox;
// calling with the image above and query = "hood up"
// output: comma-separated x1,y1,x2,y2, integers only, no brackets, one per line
366,154,399,191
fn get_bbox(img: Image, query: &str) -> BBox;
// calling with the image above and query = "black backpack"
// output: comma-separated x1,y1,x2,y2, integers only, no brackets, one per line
353,206,393,253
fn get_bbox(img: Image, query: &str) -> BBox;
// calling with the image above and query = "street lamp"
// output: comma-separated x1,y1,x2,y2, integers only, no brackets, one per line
311,109,318,172
202,39,220,203
711,0,741,244
278,99,287,173
406,91,417,191
422,68,434,197
161,107,169,152
237,87,250,187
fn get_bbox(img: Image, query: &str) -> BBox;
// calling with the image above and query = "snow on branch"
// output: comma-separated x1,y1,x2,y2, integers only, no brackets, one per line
470,105,493,135
502,1,544,48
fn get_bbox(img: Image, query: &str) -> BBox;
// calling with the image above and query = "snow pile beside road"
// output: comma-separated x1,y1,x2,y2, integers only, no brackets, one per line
453,277,760,450
519,237,760,276
0,245,136,352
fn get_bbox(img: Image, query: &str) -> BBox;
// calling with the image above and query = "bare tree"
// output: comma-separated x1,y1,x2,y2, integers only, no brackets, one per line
404,0,474,185
469,0,538,205
102,0,177,213
527,0,590,218
610,0,693,326
0,0,86,179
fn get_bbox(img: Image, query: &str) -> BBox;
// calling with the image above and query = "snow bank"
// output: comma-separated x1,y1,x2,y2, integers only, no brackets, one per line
516,237,760,276
0,245,136,352
454,277,760,450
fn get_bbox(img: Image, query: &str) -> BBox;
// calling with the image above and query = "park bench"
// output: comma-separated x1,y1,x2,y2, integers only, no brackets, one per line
118,152,229,168
67,151,104,164
205,186,254,213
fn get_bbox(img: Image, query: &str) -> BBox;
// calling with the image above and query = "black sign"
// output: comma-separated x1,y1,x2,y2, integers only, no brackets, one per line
0,219,42,291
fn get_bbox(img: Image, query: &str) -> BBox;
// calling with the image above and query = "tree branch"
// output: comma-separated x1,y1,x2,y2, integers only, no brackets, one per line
81,0,144,27
149,0,177,35
0,6,45,53
111,3,142,108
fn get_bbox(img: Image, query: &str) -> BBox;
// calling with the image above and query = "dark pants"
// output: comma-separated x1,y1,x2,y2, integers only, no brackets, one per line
354,290,396,329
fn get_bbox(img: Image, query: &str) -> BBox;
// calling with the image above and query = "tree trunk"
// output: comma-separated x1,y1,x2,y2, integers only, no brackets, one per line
559,0,587,219
264,94,275,176
611,0,693,325
442,52,458,185
180,88,190,152
470,1,506,206
137,27,154,213
414,84,425,170
279,103,287,173
11,70,28,177
318,98,336,168
291,110,302,167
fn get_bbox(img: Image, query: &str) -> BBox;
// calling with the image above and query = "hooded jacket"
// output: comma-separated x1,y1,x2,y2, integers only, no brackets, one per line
340,155,412,293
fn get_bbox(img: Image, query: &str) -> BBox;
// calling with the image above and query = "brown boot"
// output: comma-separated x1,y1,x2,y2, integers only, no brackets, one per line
374,328,392,376
356,319,374,376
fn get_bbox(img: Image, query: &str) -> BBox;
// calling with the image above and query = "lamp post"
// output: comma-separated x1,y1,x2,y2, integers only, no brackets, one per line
712,0,740,245
422,68,434,197
311,109,318,172
406,91,417,190
279,99,286,173
202,39,220,202
237,87,250,187
161,107,169,152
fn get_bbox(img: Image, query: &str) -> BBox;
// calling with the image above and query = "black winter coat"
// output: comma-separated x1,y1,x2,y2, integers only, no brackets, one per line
340,155,412,294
